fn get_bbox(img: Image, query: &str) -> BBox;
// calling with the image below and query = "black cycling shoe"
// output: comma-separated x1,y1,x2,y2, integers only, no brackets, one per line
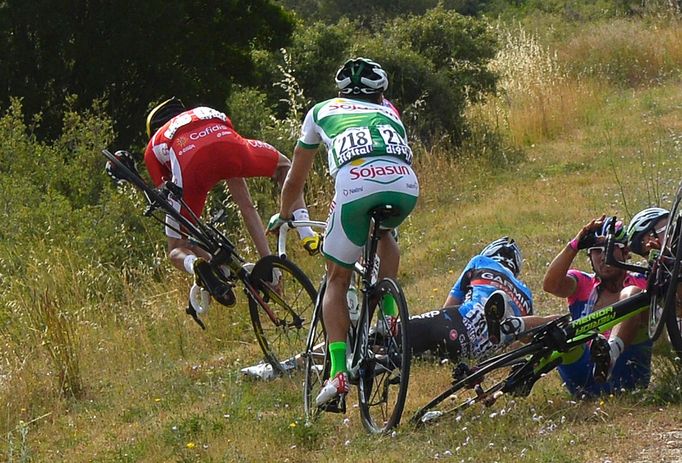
193,258,236,307
484,291,506,344
590,335,611,384
318,395,346,414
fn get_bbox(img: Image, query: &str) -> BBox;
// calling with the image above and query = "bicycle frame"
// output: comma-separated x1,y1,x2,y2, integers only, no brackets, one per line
413,223,656,424
523,291,650,389
102,149,291,327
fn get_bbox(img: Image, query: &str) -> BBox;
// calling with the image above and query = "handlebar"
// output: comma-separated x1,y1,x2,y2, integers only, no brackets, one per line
604,220,649,274
277,220,327,258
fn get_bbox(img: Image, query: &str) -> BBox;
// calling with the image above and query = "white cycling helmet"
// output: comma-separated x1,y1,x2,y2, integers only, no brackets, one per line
626,207,669,256
480,236,522,277
335,57,388,96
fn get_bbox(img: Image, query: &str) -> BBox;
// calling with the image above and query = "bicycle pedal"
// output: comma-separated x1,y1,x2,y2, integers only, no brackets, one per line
319,395,346,414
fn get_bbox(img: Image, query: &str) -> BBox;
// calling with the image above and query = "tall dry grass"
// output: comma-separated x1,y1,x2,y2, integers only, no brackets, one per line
474,17,681,148
561,18,682,86
475,24,609,146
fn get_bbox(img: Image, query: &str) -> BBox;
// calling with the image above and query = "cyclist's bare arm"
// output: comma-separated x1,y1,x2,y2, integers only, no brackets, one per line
226,177,271,259
543,245,578,298
272,152,291,190
442,295,463,307
279,145,316,218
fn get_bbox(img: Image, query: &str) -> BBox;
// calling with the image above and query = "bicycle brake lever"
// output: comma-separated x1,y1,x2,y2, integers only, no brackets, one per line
185,304,207,330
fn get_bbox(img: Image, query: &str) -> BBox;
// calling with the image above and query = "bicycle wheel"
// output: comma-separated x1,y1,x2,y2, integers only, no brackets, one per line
411,342,544,426
650,212,682,341
247,255,317,375
303,279,328,422
666,302,682,357
357,278,411,434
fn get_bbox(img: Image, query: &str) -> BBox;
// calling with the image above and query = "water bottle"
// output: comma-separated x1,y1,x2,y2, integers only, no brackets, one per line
347,284,360,325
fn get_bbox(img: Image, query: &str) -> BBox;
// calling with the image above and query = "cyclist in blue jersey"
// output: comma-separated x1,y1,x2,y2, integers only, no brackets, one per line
407,237,555,361
543,216,651,397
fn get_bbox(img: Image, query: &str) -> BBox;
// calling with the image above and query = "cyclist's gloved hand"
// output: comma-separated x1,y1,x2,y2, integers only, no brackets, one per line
105,150,137,185
575,231,598,250
267,213,288,234
569,215,605,250
301,233,322,256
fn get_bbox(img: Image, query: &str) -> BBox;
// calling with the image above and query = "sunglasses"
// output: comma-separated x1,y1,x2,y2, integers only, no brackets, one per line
587,243,626,254
648,225,667,238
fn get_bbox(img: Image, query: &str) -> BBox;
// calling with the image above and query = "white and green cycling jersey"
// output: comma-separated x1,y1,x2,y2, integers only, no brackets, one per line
298,97,413,177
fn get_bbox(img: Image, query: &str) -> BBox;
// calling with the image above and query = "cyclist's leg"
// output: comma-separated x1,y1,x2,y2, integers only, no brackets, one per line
607,339,653,391
557,346,608,398
315,193,367,405
406,306,469,361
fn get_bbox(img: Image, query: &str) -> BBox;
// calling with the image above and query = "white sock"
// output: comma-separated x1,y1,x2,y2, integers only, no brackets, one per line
499,316,525,343
292,208,315,239
608,336,625,364
184,254,197,275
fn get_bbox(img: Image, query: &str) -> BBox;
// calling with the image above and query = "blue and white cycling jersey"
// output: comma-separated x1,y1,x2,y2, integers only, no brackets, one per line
448,255,534,358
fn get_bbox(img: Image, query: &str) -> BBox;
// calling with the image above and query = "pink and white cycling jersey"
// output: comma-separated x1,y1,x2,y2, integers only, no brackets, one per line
566,269,647,338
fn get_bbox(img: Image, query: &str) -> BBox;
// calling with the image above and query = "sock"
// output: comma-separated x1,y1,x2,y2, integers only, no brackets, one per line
608,336,625,365
292,208,315,239
381,293,398,317
184,254,197,275
499,316,525,344
328,341,347,378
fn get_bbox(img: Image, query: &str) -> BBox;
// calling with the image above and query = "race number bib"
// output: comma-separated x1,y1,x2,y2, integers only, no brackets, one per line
333,127,373,165
378,125,412,163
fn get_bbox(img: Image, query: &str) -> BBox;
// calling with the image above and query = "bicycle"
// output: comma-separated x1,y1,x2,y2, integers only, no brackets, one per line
294,205,412,434
101,149,317,376
647,180,682,353
412,204,682,426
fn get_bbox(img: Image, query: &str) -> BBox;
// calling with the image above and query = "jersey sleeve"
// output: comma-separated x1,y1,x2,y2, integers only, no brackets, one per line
566,269,592,306
297,106,322,149
449,257,478,299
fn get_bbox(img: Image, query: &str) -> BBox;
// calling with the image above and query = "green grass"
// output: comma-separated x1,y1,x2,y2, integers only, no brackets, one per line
2,79,679,463
3,16,682,463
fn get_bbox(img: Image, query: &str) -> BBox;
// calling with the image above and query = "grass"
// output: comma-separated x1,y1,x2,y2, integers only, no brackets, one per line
3,15,682,463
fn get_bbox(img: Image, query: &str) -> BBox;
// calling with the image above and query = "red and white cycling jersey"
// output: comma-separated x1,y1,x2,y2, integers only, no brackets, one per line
144,106,280,238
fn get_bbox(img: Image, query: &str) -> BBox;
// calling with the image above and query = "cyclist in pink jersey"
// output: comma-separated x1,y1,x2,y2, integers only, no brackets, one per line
543,216,651,397
143,98,317,305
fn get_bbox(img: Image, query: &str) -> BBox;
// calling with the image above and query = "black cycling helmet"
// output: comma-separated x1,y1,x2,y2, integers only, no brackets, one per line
146,97,185,138
480,236,522,277
626,207,670,256
595,216,628,245
335,57,388,96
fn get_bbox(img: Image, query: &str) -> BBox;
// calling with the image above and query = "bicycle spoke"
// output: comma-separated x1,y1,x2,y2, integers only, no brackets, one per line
248,256,317,376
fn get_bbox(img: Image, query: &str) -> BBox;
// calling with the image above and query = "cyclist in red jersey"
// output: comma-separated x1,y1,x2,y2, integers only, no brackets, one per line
144,97,316,305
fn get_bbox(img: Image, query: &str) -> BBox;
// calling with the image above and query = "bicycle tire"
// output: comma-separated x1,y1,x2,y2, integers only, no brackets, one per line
411,341,545,426
650,212,682,341
247,255,317,375
666,301,682,358
357,278,411,434
650,182,682,340
303,279,328,422
662,213,682,356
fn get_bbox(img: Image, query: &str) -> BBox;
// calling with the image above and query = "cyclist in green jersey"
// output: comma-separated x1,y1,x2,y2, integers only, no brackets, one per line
269,57,420,406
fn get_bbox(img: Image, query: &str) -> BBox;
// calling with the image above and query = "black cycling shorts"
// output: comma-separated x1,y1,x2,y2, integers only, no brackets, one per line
405,306,470,361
